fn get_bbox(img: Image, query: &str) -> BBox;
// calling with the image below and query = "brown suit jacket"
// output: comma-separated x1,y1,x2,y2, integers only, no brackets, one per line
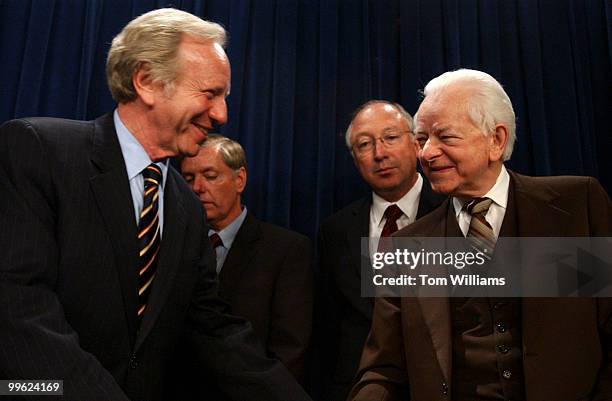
349,171,612,401
317,181,445,401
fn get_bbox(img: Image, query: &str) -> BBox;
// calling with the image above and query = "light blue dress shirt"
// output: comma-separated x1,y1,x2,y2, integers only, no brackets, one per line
113,110,168,235
209,206,248,273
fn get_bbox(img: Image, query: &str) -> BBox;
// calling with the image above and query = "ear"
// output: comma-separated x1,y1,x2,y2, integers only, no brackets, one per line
489,124,509,162
412,136,421,154
132,66,158,106
235,167,247,194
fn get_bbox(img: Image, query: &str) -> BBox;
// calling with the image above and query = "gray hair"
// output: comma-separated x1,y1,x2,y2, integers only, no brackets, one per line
201,134,247,172
107,8,227,103
418,68,516,161
345,100,414,150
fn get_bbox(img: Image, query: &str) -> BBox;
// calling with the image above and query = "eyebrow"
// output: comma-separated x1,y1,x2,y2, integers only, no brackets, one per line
354,126,405,136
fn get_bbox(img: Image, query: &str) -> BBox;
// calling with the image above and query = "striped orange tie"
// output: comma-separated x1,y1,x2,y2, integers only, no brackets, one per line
466,197,496,259
137,163,162,320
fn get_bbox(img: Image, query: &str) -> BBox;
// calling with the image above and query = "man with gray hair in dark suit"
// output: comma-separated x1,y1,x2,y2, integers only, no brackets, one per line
0,8,311,401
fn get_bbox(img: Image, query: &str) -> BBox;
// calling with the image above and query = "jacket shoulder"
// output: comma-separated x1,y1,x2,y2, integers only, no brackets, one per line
256,217,311,248
1,117,98,160
319,197,369,234
512,171,610,202
2,117,94,138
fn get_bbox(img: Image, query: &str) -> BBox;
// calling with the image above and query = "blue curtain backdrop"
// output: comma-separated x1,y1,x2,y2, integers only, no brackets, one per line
1,0,610,240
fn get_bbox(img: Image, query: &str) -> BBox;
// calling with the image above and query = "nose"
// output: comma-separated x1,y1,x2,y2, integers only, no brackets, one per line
372,139,388,160
419,138,441,163
191,175,209,195
209,97,228,126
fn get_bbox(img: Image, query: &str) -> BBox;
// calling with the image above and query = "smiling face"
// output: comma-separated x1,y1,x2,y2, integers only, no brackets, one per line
414,85,507,198
181,145,246,230
147,36,231,158
349,103,419,202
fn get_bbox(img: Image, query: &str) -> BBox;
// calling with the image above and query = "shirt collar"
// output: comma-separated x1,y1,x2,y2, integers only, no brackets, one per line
113,109,168,187
209,206,248,249
453,165,510,217
371,173,423,226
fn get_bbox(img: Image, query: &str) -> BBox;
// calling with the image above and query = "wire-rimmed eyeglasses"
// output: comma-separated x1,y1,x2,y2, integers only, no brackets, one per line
351,130,412,157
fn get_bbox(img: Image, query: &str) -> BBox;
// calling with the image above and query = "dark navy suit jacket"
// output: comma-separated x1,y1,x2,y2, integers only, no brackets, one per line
0,114,311,401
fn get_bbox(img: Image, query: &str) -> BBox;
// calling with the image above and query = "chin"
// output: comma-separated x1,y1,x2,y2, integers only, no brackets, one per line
430,182,455,196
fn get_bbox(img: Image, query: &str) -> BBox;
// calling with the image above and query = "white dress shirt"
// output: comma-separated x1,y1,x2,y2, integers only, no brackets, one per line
369,173,424,257
452,165,510,238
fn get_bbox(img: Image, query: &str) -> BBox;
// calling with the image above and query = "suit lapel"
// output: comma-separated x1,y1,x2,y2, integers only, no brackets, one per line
416,178,447,219
416,199,454,385
135,170,186,351
346,197,376,311
511,171,568,237
508,171,571,363
89,114,139,343
347,197,371,277
218,212,260,298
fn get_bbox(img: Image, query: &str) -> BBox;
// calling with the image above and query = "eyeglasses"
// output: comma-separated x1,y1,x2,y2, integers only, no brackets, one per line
351,131,411,157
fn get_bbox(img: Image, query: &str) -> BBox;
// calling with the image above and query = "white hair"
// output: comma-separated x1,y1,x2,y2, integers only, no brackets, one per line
419,69,517,161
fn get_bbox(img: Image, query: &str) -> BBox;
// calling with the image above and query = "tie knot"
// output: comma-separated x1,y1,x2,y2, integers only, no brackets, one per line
383,204,403,221
142,163,162,184
209,233,223,249
466,197,493,216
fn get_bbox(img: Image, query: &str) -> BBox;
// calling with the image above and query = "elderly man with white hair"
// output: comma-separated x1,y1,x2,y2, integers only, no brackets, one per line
349,69,612,401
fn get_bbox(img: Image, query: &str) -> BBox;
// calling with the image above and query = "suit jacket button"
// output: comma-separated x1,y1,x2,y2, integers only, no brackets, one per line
441,381,448,395
502,369,512,379
495,322,507,333
129,355,138,369
497,344,510,354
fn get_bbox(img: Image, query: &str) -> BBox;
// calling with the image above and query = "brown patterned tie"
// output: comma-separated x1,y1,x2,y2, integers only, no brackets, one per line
466,197,496,259
137,163,162,320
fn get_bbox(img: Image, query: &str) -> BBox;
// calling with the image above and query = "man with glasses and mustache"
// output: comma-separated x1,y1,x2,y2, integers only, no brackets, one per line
317,100,444,401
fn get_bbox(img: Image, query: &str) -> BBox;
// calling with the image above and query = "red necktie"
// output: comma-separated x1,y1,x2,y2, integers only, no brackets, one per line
380,204,403,237
377,204,404,252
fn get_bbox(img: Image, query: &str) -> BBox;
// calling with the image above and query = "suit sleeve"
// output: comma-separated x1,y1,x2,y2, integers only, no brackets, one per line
184,222,313,401
589,177,612,400
317,222,354,400
347,296,409,401
0,120,129,400
267,235,314,383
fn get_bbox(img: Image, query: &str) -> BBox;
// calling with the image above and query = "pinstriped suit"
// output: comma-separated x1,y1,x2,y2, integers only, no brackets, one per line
0,114,311,401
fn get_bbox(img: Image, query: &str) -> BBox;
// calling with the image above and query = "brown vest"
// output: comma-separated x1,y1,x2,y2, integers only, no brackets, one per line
449,187,526,401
